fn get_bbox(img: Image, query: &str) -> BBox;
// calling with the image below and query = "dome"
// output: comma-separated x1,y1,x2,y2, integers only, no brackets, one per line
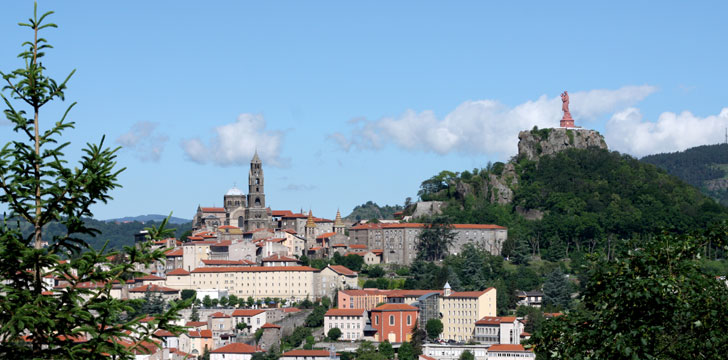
225,186,244,196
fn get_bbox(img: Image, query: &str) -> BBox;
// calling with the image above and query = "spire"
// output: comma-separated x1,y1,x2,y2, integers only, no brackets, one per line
444,281,452,297
334,209,344,227
305,210,316,228
251,149,261,163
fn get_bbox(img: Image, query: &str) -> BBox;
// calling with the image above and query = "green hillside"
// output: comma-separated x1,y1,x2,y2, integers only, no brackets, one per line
641,143,728,205
417,147,728,260
345,201,404,221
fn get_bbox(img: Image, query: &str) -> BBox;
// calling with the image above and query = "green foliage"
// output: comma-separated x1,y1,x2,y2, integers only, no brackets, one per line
305,305,327,327
309,258,329,270
0,6,187,358
345,201,404,221
190,306,200,322
327,327,342,341
254,328,264,343
336,254,364,272
542,268,570,311
531,227,728,359
366,265,385,278
181,289,196,301
425,318,443,340
531,125,552,140
395,266,410,276
281,326,311,349
566,129,574,145
378,340,394,358
459,350,475,360
417,216,455,261
398,341,415,360
236,322,249,332
355,341,387,360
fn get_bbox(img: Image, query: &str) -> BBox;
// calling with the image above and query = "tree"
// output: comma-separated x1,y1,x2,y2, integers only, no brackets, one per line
397,341,415,360
367,265,385,278
203,295,212,308
246,296,255,308
425,319,443,340
0,5,186,358
532,229,728,359
219,296,228,308
417,216,455,261
181,289,196,301
459,350,475,360
305,305,327,327
542,268,570,310
236,322,249,333
378,340,394,358
211,298,219,307
355,341,386,360
190,306,200,322
327,327,342,341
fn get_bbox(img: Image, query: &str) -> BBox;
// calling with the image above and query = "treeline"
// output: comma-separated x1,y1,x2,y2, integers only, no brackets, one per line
345,201,404,221
5,217,192,251
418,148,728,260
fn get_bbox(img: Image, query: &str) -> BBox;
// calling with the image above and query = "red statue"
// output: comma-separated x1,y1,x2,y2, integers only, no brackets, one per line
560,90,574,127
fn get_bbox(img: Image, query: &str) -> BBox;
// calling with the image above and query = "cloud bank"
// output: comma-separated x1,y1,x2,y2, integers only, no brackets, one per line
115,121,168,162
606,107,728,157
181,113,287,167
329,85,657,158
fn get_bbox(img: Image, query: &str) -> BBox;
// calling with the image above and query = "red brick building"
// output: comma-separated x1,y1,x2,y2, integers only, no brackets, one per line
370,303,419,343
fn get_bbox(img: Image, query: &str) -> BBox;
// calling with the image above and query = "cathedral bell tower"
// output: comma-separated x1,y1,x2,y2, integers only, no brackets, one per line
245,151,268,231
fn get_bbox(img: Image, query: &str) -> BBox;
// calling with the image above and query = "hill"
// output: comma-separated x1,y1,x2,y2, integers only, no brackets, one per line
413,127,728,260
345,201,404,221
641,143,728,206
105,214,191,224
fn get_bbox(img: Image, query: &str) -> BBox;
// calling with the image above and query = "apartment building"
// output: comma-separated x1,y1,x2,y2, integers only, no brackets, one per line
189,266,319,301
324,308,367,341
439,284,497,342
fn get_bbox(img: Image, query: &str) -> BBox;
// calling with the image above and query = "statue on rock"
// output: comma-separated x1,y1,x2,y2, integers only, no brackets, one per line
560,90,575,127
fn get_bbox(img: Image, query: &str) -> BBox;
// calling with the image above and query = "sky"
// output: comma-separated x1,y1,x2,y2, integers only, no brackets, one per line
1,1,728,221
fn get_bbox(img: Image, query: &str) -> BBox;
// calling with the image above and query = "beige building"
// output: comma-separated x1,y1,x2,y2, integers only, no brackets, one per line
128,284,180,301
318,265,359,299
208,311,234,338
324,308,367,341
232,309,267,333
182,241,214,271
179,329,213,357
189,266,320,301
439,284,497,342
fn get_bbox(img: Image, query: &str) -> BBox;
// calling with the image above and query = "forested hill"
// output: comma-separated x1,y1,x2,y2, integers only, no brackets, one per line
641,143,728,206
345,201,404,221
9,218,192,251
414,147,728,260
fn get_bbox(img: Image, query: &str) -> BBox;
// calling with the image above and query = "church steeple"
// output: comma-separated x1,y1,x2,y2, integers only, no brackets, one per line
305,210,316,240
245,152,268,231
334,209,345,235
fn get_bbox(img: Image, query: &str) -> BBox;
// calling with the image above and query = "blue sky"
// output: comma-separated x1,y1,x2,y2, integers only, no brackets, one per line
2,1,728,221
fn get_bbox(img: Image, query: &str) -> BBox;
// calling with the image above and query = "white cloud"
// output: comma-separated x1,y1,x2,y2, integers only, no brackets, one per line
329,85,657,158
115,121,168,162
283,184,317,191
606,107,728,157
181,113,287,167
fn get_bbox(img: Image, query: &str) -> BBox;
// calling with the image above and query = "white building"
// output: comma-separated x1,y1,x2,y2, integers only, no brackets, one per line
473,316,523,345
209,342,261,360
487,344,534,359
324,308,367,341
232,309,267,333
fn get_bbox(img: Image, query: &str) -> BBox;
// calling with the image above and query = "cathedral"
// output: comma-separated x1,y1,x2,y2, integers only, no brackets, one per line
192,151,274,232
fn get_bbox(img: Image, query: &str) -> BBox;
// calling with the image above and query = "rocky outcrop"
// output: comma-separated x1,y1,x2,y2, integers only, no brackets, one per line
518,128,607,161
705,178,728,192
411,201,444,218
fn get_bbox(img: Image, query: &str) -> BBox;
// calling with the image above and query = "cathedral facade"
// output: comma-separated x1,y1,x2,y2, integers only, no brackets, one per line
192,152,274,232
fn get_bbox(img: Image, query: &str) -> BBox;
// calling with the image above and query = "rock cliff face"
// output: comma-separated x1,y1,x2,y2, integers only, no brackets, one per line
518,127,607,161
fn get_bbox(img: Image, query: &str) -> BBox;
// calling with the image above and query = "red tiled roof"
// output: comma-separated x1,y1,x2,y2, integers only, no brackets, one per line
332,243,347,247
191,266,317,273
267,237,286,243
185,321,207,328
284,229,297,234
218,225,238,229
282,212,308,218
452,224,506,229
350,223,506,230
167,268,190,276
201,207,225,213
187,329,212,338
165,248,183,256
328,265,357,276
520,331,531,337
261,323,281,329
372,303,419,311
282,307,301,313
262,254,299,262
387,290,443,298
344,252,365,257
308,247,322,251
371,249,383,254
211,342,261,354
339,289,389,296
210,311,231,318
475,316,517,325
282,350,331,357
488,344,528,352
349,244,368,249
316,232,337,239
448,287,495,298
232,309,265,317
129,284,179,293
325,308,366,317
135,274,164,281
272,210,294,217
153,329,177,337
314,217,333,223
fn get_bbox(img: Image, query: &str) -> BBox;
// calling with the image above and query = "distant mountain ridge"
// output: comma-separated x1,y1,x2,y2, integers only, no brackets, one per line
104,214,191,224
641,143,728,206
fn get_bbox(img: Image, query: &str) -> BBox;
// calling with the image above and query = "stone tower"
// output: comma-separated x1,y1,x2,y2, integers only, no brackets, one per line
334,209,345,235
245,151,268,231
305,210,316,241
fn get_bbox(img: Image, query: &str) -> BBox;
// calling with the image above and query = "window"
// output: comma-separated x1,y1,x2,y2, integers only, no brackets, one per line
375,315,379,325
389,315,394,326
407,315,411,326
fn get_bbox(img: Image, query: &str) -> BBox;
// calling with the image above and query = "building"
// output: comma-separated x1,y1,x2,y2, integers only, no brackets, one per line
324,308,367,341
179,329,213,357
318,265,359,299
209,342,262,360
487,344,534,359
473,316,523,345
192,152,274,232
338,289,389,311
208,312,234,338
516,290,543,308
422,344,489,360
439,284,497,342
232,309,267,333
189,266,320,301
128,284,180,301
348,223,507,265
281,349,339,360
370,303,419,343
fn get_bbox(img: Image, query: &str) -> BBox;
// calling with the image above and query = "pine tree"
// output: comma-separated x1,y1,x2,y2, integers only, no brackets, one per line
190,306,200,322
542,268,571,310
0,4,187,358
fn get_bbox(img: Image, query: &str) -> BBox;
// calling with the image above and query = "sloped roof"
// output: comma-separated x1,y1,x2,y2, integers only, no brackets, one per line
325,308,367,317
328,265,357,276
211,342,261,354
232,309,265,317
